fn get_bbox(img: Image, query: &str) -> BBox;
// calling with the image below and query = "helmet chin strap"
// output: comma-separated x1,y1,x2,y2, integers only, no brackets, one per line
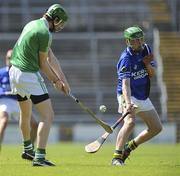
48,19,55,32
49,27,54,32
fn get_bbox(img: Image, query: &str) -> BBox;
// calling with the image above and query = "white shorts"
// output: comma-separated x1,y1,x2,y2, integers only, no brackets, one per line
0,98,20,121
9,65,48,98
117,95,155,114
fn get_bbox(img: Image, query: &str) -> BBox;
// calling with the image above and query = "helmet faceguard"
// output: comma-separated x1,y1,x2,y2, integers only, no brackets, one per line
46,4,68,32
124,26,145,51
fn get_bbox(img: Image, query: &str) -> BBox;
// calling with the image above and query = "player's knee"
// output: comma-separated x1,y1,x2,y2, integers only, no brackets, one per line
150,123,162,136
155,123,163,134
125,117,135,129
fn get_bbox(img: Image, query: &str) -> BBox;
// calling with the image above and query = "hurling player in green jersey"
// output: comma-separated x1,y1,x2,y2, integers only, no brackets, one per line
9,4,70,166
0,49,38,152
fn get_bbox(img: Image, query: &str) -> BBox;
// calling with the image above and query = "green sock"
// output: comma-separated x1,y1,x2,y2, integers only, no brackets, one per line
23,140,34,153
35,148,46,161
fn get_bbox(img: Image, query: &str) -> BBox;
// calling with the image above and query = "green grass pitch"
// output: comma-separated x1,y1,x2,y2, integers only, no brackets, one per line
0,143,179,176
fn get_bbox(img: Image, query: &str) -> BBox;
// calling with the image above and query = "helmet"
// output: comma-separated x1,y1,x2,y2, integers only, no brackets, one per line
124,26,144,40
46,4,68,22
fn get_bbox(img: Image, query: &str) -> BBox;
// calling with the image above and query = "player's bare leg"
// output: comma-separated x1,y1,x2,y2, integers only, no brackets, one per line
0,112,8,151
112,112,135,166
19,99,35,160
33,99,55,166
115,114,135,151
119,109,162,165
30,115,38,144
35,99,54,149
19,99,32,141
133,109,162,145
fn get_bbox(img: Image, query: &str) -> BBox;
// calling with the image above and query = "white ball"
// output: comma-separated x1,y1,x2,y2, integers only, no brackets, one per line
99,105,107,113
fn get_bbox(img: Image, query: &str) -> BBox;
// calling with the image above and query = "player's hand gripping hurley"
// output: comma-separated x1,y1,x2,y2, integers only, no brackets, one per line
69,92,113,134
85,111,130,153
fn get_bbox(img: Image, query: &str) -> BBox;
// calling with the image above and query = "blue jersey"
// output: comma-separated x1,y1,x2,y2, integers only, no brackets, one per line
116,44,155,100
0,66,16,99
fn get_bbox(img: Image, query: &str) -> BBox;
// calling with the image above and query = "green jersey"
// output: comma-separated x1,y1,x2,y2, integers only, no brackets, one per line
11,18,52,72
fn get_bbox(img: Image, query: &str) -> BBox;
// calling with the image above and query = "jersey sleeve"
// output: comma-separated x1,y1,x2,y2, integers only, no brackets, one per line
38,31,51,53
117,56,131,80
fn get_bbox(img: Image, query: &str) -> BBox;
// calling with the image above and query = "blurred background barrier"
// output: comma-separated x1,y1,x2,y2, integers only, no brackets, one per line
0,0,180,143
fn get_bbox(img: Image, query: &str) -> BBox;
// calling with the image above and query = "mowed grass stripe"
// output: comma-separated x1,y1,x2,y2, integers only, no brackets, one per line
0,143,179,176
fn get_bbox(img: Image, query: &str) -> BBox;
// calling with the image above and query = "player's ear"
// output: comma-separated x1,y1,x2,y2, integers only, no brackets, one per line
125,39,129,46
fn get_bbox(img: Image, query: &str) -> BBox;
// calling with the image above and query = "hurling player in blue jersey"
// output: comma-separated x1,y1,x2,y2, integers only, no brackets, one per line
0,49,38,151
111,26,162,166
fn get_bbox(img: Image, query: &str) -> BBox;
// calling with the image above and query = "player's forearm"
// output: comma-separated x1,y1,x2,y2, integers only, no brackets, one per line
47,56,66,81
48,49,69,86
122,79,131,104
40,58,59,83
